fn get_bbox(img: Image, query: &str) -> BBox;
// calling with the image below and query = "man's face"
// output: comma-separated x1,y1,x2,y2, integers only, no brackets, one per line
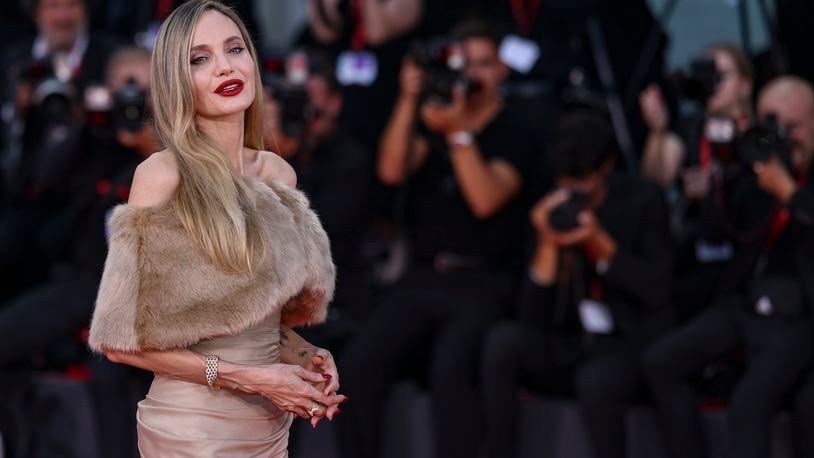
758,90,814,173
35,0,86,53
462,38,507,98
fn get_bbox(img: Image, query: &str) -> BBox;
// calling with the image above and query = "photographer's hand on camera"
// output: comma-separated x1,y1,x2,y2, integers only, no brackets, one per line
754,155,797,204
529,189,617,285
420,84,466,136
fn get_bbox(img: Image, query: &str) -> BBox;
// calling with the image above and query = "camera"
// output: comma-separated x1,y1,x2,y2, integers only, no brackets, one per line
262,56,320,138
737,114,792,170
672,57,721,105
548,189,590,232
111,77,148,133
15,58,77,128
409,38,481,105
700,114,792,171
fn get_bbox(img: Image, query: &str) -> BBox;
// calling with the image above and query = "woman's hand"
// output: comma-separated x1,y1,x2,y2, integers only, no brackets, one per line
307,348,342,426
235,363,346,420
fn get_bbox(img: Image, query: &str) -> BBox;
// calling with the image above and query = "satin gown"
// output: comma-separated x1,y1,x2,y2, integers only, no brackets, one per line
136,311,292,457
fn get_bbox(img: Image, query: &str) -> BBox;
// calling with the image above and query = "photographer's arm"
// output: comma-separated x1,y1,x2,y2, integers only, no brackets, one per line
641,130,685,186
377,59,429,185
308,0,344,45
362,0,423,46
591,186,673,310
448,141,522,219
639,84,685,187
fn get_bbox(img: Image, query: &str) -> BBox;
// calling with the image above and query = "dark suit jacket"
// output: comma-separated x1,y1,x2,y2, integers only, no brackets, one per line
518,173,674,348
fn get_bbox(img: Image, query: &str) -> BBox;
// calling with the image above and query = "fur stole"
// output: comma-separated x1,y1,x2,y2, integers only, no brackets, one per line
88,176,335,353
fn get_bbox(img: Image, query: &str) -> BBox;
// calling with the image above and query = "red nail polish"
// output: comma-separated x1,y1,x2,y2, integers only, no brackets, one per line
336,408,342,415
323,373,332,380
340,396,349,403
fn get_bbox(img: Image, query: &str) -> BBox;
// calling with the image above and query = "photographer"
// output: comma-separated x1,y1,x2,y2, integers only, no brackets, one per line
0,46,156,457
640,44,754,321
481,110,672,458
0,0,120,299
643,76,814,458
640,43,753,188
263,49,373,341
338,20,535,458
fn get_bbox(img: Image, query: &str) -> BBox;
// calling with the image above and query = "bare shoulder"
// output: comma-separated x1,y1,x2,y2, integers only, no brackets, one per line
128,150,180,208
258,150,297,188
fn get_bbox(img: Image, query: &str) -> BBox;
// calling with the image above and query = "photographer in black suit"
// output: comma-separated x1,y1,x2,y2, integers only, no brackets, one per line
481,110,673,458
643,76,814,458
0,0,120,299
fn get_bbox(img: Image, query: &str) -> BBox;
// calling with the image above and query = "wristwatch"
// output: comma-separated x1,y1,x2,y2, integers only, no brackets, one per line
448,131,474,148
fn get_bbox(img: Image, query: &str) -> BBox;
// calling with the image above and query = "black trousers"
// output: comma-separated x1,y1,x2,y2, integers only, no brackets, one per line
481,322,641,458
643,297,813,458
337,266,512,458
0,274,97,366
793,369,814,458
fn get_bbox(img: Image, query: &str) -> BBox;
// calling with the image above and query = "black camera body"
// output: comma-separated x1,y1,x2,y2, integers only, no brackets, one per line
111,78,148,133
737,114,792,170
548,189,590,232
15,58,77,128
409,38,480,105
672,57,721,105
701,114,792,172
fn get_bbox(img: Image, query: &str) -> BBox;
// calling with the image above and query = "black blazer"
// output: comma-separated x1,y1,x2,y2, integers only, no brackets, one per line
518,173,674,348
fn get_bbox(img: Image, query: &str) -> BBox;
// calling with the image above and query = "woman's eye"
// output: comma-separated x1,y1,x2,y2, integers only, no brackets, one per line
229,46,245,54
191,55,207,65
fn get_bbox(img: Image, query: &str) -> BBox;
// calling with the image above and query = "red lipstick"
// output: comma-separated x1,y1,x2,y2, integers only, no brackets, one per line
214,79,244,96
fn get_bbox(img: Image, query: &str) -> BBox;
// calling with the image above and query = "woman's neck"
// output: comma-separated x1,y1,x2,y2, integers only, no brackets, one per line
196,113,247,174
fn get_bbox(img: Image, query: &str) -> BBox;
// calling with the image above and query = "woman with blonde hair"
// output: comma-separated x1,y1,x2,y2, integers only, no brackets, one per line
87,1,345,455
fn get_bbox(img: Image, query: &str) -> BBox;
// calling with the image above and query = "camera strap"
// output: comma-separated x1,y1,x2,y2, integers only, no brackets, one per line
350,0,366,50
510,0,542,36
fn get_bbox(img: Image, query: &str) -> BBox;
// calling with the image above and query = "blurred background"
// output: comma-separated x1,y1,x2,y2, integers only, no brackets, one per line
2,0,814,457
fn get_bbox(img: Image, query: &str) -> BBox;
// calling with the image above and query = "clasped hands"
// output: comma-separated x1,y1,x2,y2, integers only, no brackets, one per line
249,347,346,428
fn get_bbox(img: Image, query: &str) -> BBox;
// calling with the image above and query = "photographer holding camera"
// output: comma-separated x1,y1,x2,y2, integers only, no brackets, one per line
643,76,814,458
481,110,672,458
263,49,373,340
640,44,755,321
338,20,535,458
0,45,156,457
0,0,120,299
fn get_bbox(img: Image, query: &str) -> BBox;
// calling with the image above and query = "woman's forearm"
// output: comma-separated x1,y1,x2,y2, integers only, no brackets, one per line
105,349,259,394
279,325,319,368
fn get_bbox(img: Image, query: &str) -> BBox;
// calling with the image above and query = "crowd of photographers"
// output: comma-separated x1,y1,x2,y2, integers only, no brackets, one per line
3,1,814,458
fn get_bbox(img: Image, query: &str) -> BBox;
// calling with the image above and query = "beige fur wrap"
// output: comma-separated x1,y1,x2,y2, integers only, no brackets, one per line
88,176,335,353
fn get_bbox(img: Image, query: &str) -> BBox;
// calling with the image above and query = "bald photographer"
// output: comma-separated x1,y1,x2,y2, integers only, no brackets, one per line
643,76,814,458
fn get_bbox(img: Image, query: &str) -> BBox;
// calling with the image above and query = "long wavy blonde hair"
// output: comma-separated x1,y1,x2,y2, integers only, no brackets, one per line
151,0,266,273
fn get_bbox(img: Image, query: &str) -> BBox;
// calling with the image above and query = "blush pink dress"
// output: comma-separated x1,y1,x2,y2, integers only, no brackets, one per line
135,311,292,457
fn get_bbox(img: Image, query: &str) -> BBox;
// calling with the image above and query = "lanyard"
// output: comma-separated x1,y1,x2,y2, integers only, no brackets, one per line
510,0,542,36
156,0,174,20
350,0,366,50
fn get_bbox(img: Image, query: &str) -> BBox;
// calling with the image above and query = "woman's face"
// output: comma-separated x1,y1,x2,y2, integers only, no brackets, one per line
189,10,255,120
706,50,751,117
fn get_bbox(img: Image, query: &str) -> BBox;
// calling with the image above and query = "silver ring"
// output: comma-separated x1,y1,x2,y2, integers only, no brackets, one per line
307,401,320,417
